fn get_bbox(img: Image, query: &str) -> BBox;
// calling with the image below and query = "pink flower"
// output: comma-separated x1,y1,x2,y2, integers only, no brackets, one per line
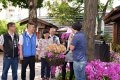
86,60,120,80
47,52,53,58
57,53,65,58
51,66,56,75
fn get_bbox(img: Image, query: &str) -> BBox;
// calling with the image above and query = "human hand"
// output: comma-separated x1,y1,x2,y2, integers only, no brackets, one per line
19,54,23,60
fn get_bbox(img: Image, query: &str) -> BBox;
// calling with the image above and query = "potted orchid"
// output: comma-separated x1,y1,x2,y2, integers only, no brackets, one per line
45,44,66,66
86,60,120,80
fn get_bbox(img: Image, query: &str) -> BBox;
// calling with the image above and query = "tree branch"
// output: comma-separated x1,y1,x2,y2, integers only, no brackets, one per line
101,0,111,19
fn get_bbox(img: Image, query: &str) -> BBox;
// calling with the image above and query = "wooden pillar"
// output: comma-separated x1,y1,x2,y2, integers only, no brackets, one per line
113,22,120,44
117,22,120,44
113,23,117,43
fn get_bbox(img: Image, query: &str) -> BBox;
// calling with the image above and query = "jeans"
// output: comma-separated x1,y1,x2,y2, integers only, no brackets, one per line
1,57,18,80
21,56,35,80
41,58,50,78
62,62,74,80
73,61,86,80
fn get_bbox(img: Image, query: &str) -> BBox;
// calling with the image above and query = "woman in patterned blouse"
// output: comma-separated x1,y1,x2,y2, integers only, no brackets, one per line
38,29,53,80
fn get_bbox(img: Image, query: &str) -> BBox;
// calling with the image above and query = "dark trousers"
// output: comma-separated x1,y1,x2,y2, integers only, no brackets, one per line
21,56,35,80
1,57,18,80
62,62,74,80
41,58,50,78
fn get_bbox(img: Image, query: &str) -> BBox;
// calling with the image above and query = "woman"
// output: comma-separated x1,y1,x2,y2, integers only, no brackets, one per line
38,29,53,80
62,33,74,80
70,22,87,80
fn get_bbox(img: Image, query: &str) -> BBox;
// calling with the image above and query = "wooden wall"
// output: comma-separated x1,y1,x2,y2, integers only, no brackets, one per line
113,22,120,44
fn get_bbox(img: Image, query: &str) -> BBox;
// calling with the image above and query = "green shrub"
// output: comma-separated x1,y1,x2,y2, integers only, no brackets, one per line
56,71,75,80
111,42,120,53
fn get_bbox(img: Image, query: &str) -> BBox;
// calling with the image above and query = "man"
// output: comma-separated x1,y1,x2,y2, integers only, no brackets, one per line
0,22,19,80
19,22,37,80
70,22,87,80
49,28,60,79
49,28,60,44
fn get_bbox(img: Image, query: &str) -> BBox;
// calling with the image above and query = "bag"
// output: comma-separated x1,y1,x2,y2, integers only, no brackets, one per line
65,50,73,62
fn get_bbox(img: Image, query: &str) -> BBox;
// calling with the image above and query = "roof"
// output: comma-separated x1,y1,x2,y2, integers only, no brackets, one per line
20,17,58,28
104,7,120,24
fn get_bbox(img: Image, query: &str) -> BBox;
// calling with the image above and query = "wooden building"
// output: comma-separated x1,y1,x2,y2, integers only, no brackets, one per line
20,18,58,39
104,7,120,44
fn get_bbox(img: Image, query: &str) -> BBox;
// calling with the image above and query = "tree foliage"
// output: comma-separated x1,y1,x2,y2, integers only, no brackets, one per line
0,0,43,8
0,20,26,35
45,0,84,25
97,0,114,34
0,20,7,35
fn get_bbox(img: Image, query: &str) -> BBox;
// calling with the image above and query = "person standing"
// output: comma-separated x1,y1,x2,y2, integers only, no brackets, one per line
49,28,60,44
70,22,87,80
49,28,60,79
19,22,37,80
37,29,53,80
62,33,74,80
0,22,19,80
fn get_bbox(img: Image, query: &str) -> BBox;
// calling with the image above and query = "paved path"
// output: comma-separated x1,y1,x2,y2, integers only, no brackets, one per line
0,53,42,80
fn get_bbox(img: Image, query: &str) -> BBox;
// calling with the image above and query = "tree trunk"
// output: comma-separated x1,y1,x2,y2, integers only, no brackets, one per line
83,0,98,60
28,0,37,27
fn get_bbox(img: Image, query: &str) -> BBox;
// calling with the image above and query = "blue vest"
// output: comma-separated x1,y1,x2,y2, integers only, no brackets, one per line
22,32,36,57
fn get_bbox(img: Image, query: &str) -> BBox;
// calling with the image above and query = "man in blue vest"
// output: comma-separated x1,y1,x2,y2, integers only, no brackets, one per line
0,22,19,80
19,22,37,80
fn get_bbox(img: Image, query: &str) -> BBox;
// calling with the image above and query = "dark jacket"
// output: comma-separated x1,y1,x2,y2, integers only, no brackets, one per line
3,33,19,58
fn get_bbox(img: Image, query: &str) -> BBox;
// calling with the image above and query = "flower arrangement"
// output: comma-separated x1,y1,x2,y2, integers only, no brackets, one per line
86,60,120,80
61,33,71,40
110,51,120,63
45,44,66,66
46,44,66,54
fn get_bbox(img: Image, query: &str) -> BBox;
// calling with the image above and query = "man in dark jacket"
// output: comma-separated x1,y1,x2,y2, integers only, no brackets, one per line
0,22,19,80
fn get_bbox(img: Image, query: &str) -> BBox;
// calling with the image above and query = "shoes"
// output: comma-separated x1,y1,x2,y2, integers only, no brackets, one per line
50,78,56,80
46,78,49,80
42,77,50,80
42,78,46,80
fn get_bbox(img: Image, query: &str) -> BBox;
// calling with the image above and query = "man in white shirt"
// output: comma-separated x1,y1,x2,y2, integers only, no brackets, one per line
49,28,60,79
49,28,60,44
19,22,38,80
0,22,19,80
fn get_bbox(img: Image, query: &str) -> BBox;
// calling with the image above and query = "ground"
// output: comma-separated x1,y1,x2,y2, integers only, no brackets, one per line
0,53,42,80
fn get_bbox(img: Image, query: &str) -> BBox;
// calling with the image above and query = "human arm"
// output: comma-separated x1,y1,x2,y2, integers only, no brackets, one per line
19,35,23,60
67,34,73,50
0,35,4,51
70,35,77,51
37,39,42,59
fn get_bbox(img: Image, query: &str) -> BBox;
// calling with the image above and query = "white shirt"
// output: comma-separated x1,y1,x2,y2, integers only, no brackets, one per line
19,32,38,46
0,32,14,46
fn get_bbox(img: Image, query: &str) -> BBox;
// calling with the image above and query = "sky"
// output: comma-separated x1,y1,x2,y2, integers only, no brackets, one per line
0,0,120,21
101,0,120,8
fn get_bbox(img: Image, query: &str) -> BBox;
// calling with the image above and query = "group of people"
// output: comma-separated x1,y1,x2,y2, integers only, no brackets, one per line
0,21,87,80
